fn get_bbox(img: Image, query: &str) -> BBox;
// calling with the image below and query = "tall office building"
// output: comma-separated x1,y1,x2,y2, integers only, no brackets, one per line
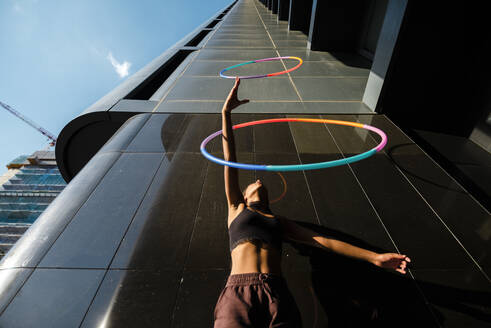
0,151,65,259
0,1,489,327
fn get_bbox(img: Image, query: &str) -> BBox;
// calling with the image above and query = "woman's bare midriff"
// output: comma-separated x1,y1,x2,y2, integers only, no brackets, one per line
227,205,282,274
230,241,282,274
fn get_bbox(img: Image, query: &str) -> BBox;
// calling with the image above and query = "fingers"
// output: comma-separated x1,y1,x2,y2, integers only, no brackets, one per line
229,77,240,98
240,99,250,105
397,254,411,262
226,81,239,101
400,254,411,264
398,255,411,274
382,253,411,274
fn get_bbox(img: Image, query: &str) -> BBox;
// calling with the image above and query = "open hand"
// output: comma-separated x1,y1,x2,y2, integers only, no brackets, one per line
373,253,411,274
222,77,249,112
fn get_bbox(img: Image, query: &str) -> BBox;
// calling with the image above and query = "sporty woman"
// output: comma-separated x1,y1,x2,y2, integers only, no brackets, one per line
213,78,411,328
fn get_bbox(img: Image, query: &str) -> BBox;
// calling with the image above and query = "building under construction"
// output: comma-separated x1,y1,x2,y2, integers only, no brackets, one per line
0,151,65,259
0,0,489,327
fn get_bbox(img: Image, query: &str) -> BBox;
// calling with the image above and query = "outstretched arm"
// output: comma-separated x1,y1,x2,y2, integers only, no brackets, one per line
222,78,249,208
279,217,411,274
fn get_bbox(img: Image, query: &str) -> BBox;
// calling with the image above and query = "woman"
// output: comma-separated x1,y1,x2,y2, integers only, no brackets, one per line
213,78,411,328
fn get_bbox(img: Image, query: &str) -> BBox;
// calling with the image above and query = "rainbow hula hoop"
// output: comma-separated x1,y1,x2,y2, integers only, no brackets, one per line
219,56,303,79
200,118,387,171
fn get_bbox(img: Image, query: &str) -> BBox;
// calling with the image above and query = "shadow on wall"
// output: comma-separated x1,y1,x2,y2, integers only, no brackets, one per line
288,221,491,327
330,52,373,69
387,143,468,194
405,130,491,212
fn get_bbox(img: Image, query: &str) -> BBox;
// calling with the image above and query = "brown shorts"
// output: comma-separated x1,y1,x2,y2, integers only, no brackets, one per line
213,273,302,328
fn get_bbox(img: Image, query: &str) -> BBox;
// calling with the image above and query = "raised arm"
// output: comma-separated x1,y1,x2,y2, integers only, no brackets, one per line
222,78,249,209
279,217,411,274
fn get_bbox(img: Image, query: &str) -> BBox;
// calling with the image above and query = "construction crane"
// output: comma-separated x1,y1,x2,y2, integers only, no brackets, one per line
0,100,57,147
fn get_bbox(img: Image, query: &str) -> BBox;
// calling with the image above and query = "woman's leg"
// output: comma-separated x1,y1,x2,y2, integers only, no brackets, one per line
267,278,302,328
214,274,270,328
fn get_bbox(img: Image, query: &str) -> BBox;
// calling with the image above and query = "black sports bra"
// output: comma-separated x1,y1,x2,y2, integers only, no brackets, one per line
228,202,283,252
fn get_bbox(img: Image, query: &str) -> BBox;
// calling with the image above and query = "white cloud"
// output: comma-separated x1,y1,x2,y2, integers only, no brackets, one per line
107,52,131,78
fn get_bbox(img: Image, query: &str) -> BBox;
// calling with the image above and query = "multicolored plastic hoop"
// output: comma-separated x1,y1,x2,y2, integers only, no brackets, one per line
200,118,387,171
219,56,303,79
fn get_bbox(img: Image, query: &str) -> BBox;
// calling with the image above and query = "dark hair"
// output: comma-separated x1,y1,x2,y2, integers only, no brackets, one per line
258,184,269,205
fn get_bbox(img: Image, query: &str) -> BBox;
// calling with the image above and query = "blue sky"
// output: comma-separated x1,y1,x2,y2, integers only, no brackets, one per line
0,0,230,174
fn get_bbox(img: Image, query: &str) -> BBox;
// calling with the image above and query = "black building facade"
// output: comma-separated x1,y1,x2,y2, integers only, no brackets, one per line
0,0,489,327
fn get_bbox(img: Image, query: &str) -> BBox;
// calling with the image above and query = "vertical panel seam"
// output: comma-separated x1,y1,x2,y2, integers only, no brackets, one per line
360,117,491,282
253,2,319,223
286,114,321,225
151,51,200,112
321,116,442,325
321,115,400,252
116,113,152,151
169,157,210,326
0,152,123,318
253,0,304,103
78,152,166,327
382,115,490,215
